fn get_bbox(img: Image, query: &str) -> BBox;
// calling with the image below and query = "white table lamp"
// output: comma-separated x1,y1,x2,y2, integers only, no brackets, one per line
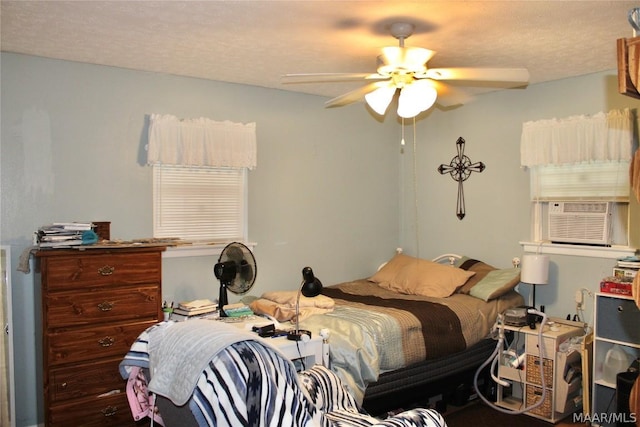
521,254,549,309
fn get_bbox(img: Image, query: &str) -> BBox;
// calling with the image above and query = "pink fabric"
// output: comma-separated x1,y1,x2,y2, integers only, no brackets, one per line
126,366,164,425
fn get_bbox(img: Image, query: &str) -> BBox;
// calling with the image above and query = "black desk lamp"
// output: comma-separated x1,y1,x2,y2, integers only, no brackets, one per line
287,267,323,341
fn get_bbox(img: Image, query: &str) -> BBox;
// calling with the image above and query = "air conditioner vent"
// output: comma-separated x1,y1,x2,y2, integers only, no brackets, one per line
548,202,611,245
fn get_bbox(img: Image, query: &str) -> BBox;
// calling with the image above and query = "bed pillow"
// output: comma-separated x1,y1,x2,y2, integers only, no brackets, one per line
454,257,498,294
469,268,521,301
375,256,475,298
368,253,417,284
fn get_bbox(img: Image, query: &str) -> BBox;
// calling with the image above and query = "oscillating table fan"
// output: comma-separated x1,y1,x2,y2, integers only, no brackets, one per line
213,242,257,317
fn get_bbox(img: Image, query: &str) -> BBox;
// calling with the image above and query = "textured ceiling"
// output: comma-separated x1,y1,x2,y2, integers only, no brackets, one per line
1,1,639,102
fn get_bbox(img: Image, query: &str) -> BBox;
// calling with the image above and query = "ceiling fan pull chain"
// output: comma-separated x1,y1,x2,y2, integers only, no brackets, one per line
412,117,420,258
400,117,404,154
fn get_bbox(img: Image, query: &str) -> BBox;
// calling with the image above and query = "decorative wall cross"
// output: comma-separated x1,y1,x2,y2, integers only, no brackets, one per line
438,137,485,220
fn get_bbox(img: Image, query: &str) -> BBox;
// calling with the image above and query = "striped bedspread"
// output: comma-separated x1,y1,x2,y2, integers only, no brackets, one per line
120,321,322,426
119,321,448,427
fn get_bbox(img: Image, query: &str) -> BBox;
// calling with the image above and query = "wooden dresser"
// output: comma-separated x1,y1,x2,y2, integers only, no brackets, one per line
36,246,164,426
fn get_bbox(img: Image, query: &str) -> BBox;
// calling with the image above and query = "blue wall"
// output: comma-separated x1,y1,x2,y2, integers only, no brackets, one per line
1,52,639,426
0,53,399,426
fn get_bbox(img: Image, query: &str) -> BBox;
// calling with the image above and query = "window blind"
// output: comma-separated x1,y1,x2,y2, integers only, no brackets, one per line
153,166,246,242
530,161,630,201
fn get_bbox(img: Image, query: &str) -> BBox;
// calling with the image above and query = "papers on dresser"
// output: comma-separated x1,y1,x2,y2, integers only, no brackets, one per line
35,222,96,248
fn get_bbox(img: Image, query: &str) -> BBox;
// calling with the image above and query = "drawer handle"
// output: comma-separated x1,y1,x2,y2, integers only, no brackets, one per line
617,305,624,313
61,382,67,389
98,336,115,347
97,301,114,311
101,406,118,417
98,265,115,276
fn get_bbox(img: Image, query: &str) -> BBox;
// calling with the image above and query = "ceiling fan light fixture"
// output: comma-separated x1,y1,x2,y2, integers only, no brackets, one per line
365,85,396,115
283,21,529,118
397,80,437,118
377,47,433,75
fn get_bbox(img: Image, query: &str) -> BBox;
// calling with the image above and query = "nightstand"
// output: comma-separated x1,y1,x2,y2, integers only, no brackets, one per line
223,317,325,369
495,319,587,423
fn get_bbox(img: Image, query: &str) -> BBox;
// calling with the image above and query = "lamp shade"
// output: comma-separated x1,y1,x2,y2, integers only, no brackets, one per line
301,266,323,297
365,84,396,115
521,254,549,285
397,80,437,119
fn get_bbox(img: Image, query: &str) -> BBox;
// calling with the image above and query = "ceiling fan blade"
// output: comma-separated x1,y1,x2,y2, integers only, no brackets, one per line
430,81,473,107
325,81,392,108
424,67,530,83
282,73,385,83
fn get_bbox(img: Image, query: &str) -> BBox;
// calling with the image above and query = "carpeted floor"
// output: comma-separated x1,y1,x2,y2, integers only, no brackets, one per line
443,401,587,427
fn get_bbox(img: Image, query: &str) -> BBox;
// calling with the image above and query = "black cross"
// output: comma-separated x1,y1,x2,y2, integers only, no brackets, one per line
438,137,485,220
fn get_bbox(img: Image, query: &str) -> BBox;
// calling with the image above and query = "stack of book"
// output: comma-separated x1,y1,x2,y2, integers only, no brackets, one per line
601,256,639,296
222,302,254,317
170,299,219,321
613,256,640,281
36,222,94,248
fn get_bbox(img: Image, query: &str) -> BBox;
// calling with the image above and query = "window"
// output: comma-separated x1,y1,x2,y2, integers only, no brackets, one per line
146,114,256,248
521,109,637,256
153,165,247,242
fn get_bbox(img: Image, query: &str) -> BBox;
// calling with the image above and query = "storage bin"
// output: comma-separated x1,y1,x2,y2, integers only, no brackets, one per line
526,384,552,418
596,296,640,343
526,354,554,388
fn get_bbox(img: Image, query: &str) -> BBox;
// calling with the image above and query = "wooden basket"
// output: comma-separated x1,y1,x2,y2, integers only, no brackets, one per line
526,384,552,418
526,354,554,388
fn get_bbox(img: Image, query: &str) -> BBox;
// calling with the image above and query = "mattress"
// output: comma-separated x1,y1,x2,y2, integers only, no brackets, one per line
298,279,524,402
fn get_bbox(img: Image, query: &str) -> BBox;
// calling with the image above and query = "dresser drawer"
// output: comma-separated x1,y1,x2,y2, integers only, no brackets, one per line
43,251,161,290
48,321,156,366
46,285,160,328
596,296,640,343
49,357,125,403
48,391,137,427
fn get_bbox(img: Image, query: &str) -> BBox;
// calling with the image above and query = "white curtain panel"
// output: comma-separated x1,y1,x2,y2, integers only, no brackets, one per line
520,108,633,167
146,114,257,169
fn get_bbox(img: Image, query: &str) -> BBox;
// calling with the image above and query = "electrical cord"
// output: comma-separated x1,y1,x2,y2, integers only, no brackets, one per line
295,341,306,371
150,393,156,427
474,309,549,415
574,288,593,326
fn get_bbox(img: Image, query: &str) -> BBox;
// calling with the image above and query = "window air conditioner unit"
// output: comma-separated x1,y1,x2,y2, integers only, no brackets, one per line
548,201,612,246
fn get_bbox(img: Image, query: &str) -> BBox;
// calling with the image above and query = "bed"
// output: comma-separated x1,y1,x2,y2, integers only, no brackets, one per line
120,252,524,424
249,252,525,412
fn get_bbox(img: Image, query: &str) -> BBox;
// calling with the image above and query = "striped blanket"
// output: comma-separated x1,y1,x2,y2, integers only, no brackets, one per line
120,321,447,427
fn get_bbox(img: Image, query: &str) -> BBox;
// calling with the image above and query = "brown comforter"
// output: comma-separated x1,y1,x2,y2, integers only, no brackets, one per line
322,287,466,360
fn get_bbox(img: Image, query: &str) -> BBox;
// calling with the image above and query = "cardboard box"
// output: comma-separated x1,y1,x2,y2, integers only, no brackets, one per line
600,277,633,296
613,267,638,281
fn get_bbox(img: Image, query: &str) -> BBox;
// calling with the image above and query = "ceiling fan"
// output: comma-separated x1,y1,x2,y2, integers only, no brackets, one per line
283,22,530,118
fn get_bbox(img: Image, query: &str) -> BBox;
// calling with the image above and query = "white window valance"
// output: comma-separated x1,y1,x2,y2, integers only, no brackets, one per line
520,109,633,168
146,114,257,169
